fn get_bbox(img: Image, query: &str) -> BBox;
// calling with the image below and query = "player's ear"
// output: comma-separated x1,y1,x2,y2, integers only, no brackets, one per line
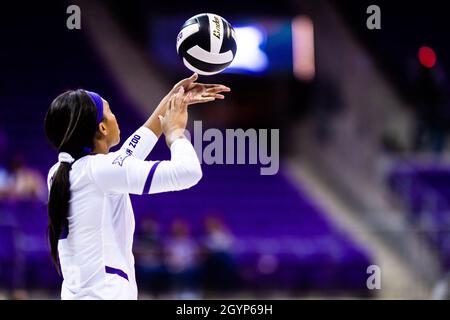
98,122,108,136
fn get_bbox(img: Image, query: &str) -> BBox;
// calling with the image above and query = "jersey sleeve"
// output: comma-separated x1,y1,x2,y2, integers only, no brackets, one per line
90,138,202,195
119,126,159,160
147,138,203,194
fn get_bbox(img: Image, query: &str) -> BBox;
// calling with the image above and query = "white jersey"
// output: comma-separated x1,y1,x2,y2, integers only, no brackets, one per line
46,127,202,300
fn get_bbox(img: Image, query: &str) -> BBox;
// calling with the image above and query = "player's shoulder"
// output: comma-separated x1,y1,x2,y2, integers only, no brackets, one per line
89,149,134,167
87,150,140,180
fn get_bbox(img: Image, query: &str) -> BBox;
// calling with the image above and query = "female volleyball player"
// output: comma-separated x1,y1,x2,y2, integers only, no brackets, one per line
44,73,230,299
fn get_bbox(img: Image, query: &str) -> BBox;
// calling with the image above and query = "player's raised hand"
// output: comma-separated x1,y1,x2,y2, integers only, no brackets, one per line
146,73,230,138
171,73,231,105
171,72,199,92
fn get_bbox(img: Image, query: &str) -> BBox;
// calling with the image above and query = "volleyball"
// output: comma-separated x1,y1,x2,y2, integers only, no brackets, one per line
176,13,237,75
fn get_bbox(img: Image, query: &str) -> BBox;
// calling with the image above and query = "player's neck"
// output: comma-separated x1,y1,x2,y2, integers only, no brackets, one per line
92,139,109,154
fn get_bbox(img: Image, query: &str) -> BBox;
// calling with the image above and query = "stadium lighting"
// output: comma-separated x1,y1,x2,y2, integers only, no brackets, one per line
227,26,269,73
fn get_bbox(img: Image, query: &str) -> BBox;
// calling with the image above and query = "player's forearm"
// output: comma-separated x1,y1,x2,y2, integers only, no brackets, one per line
148,139,202,194
169,139,203,189
143,93,170,137
120,126,158,160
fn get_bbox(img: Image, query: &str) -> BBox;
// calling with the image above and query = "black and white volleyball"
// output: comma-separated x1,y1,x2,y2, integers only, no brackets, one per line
176,13,237,75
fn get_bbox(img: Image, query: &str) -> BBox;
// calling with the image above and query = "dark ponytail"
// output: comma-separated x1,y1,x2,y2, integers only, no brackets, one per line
47,162,72,273
44,89,99,273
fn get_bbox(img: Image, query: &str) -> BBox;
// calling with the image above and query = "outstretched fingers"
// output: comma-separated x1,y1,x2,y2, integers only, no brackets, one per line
204,84,231,91
173,73,199,91
191,96,216,104
180,92,191,111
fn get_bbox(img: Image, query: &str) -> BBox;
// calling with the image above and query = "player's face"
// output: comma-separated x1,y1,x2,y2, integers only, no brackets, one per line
102,100,121,147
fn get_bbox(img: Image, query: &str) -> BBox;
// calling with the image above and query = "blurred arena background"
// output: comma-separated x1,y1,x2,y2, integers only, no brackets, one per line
1,0,450,299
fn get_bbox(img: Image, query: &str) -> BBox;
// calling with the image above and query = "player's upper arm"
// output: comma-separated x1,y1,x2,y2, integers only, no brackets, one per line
89,138,202,195
88,152,151,195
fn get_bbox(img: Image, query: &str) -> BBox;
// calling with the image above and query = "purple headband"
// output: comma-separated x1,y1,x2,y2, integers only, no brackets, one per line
86,91,104,125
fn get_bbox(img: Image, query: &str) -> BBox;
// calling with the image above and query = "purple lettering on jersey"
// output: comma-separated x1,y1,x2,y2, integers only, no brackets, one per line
128,135,141,149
